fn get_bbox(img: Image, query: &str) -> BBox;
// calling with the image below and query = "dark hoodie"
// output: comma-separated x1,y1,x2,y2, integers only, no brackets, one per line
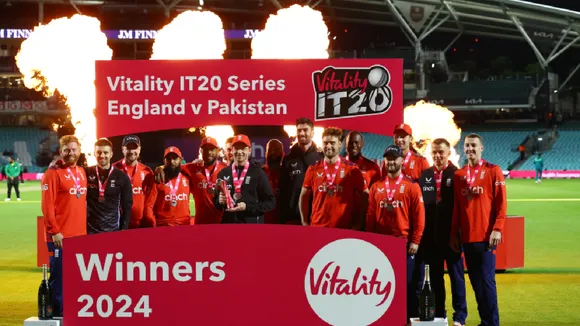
278,143,323,224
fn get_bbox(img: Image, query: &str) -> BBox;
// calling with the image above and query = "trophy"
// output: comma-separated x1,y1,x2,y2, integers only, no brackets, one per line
216,179,235,209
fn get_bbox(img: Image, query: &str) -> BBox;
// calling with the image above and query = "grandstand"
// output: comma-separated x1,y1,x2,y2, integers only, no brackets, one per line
0,127,58,173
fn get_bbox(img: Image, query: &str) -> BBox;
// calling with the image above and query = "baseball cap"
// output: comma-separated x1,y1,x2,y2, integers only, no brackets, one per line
232,134,251,148
164,146,183,158
383,145,403,158
122,135,141,146
201,136,219,149
394,123,413,136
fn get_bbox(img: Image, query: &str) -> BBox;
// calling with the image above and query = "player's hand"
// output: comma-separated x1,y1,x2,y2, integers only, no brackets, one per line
408,242,419,255
218,193,226,205
450,235,461,252
154,165,165,184
192,158,203,164
489,231,502,248
227,202,246,212
52,233,64,248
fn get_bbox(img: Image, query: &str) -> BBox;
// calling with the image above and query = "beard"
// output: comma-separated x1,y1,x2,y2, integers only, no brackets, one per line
165,164,180,179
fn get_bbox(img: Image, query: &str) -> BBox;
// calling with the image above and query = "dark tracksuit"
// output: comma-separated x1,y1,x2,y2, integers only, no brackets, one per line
214,162,276,224
418,164,467,324
278,143,323,224
85,166,132,233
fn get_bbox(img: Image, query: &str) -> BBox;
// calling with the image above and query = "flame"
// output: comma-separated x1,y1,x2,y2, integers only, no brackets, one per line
251,4,329,59
150,10,226,60
283,125,324,150
403,100,462,166
51,123,59,132
15,14,113,166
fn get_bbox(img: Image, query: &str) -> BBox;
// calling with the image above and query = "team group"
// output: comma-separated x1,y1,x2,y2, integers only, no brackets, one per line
41,117,506,326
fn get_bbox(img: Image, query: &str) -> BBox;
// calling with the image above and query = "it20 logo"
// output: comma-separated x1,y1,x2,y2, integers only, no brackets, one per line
312,65,393,121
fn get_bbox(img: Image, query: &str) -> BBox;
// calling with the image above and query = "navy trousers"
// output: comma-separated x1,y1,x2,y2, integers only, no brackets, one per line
464,242,500,326
406,254,418,321
47,242,63,317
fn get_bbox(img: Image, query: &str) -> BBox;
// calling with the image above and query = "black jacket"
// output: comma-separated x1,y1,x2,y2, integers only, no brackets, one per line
214,162,276,223
418,164,457,247
86,166,132,234
279,143,323,223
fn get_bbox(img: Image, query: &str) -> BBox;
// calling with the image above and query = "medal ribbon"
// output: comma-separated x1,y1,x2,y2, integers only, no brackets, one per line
168,173,182,202
205,164,216,190
323,157,341,191
435,162,450,201
385,173,404,202
466,160,484,191
95,167,114,199
121,159,139,186
401,151,412,171
232,161,250,195
67,166,82,195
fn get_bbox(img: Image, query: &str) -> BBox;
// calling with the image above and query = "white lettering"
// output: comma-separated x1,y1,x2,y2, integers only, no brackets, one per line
132,187,143,195
379,200,403,208
69,187,88,195
164,193,189,202
108,99,186,120
227,75,286,91
106,76,174,95
207,99,287,115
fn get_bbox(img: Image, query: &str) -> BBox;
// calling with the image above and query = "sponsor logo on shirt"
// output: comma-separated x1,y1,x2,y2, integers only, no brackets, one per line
317,184,343,193
461,186,484,196
164,193,189,202
304,238,395,326
422,186,435,192
132,187,143,195
42,184,49,191
495,181,505,186
379,199,403,209
69,187,87,195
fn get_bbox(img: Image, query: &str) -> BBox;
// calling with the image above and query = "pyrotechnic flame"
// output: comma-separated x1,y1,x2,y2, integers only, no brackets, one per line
151,10,226,60
251,4,330,59
403,101,462,166
15,14,113,166
283,125,324,150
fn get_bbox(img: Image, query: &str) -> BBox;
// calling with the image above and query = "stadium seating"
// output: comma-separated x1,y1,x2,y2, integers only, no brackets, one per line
428,80,534,105
519,130,580,171
0,127,58,172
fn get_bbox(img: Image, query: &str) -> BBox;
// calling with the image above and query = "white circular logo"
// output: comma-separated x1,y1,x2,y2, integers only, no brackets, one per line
305,238,396,326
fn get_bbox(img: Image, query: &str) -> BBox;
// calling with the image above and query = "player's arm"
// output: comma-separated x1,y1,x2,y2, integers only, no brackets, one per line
142,183,157,227
244,169,276,215
365,186,377,232
369,162,382,187
490,166,507,247
352,167,369,231
299,166,314,226
41,170,63,247
277,157,290,224
409,184,425,254
119,172,133,230
450,173,461,251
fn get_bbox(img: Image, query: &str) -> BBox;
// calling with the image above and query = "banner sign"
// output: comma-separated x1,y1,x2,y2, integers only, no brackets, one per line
63,225,406,325
95,59,403,138
0,101,60,113
508,170,580,179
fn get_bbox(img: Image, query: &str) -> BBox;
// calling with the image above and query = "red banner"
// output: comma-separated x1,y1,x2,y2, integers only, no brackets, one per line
63,225,407,325
0,100,56,113
95,59,403,138
508,170,580,179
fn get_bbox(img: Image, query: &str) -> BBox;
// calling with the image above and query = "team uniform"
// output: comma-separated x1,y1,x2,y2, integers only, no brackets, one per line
214,161,276,224
113,160,154,228
4,161,21,200
144,171,192,226
302,158,367,228
534,156,544,182
418,163,467,324
452,160,507,326
180,161,228,224
279,143,323,224
41,165,88,317
346,155,382,188
262,164,281,224
366,173,425,320
85,166,133,234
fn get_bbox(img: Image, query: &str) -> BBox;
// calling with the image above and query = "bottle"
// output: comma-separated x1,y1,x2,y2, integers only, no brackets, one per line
419,264,435,321
38,264,53,320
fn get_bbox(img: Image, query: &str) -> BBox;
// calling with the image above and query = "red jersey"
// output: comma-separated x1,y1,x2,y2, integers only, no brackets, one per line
262,165,281,224
451,161,507,243
112,160,154,229
346,155,382,188
181,161,227,224
303,158,367,228
366,175,425,244
382,151,429,182
143,172,191,227
41,166,88,240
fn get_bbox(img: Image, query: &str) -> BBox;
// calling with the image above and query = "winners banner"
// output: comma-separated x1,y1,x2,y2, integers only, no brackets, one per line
63,225,407,325
95,59,403,137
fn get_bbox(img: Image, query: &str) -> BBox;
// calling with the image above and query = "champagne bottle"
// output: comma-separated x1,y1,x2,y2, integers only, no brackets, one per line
38,264,53,320
419,264,435,321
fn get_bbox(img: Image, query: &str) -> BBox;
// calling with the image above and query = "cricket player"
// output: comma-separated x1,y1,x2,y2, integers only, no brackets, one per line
345,131,382,188
418,138,467,326
4,156,21,201
451,133,507,326
215,134,276,224
534,152,544,183
41,135,88,317
223,136,234,165
279,117,323,224
112,135,154,228
366,144,425,321
262,139,285,224
385,123,429,181
86,138,133,234
299,127,368,230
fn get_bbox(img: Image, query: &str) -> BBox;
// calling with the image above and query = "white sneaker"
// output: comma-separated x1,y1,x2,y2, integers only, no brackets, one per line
4,198,10,201
453,322,465,326
17,198,21,201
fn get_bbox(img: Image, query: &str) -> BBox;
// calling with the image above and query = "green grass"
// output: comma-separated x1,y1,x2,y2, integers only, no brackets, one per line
1,179,579,325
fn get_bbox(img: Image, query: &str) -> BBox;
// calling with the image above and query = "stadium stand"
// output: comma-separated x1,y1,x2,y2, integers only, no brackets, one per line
519,130,580,171
0,127,58,173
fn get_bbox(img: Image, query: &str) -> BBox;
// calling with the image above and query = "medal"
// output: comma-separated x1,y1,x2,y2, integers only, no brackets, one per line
95,166,114,202
76,193,82,199
67,166,82,199
386,203,394,211
171,200,177,207
323,157,341,196
204,164,216,197
168,173,182,207
232,161,250,201
466,160,483,200
385,173,404,211
466,193,472,201
98,196,105,203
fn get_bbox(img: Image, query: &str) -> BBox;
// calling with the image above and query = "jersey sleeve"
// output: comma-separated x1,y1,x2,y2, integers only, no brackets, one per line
450,172,461,241
41,169,60,235
302,165,314,189
491,166,507,233
142,183,158,227
119,172,133,230
365,186,377,232
369,162,382,187
410,183,425,244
